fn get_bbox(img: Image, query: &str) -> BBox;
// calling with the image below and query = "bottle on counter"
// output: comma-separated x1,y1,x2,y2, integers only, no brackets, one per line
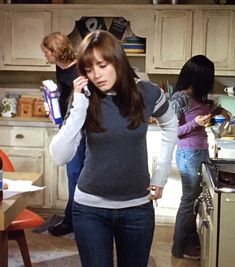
0,157,3,204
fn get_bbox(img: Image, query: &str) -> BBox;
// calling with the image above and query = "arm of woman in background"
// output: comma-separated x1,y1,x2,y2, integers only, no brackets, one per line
178,114,211,137
170,93,211,137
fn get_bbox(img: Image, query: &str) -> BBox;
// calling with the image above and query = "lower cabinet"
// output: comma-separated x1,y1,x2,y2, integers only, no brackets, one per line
0,126,45,206
0,125,68,210
44,127,68,210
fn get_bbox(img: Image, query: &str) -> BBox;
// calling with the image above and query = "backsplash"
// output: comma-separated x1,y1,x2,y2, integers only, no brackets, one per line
1,70,235,96
1,69,232,96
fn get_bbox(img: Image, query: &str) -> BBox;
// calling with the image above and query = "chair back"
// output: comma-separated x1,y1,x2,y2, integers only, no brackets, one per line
0,149,15,172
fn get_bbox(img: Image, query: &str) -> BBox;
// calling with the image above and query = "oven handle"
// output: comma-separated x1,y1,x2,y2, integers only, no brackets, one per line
200,219,209,234
194,193,205,215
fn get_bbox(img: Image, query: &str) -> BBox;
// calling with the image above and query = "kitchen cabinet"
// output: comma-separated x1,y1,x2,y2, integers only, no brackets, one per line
193,9,235,75
0,123,69,209
0,9,55,71
0,126,45,206
45,127,68,209
147,6,235,76
1,5,235,75
146,9,193,74
56,6,151,73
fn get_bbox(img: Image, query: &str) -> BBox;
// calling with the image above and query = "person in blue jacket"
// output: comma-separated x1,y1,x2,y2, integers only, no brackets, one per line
41,32,85,236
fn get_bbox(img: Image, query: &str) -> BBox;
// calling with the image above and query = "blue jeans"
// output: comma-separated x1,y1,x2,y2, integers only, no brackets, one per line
72,201,155,267
63,134,86,227
172,148,209,257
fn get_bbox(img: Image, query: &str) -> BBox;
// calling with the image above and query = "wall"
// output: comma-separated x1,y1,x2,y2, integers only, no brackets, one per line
1,71,235,96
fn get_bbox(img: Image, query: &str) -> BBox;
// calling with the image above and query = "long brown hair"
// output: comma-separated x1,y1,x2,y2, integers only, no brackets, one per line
77,30,145,133
41,32,76,63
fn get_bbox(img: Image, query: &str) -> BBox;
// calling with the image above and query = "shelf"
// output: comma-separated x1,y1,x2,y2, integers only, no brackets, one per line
126,53,146,57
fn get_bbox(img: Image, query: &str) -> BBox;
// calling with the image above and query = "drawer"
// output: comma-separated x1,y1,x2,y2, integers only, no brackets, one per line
0,126,44,147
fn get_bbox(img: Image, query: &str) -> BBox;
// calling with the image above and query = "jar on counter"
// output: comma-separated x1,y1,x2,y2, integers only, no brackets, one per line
0,98,17,117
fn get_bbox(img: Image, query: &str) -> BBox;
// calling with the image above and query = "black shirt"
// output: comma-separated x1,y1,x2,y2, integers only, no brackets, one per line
56,63,77,119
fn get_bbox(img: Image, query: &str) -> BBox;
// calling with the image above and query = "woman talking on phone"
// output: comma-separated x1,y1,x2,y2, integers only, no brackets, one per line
49,30,178,267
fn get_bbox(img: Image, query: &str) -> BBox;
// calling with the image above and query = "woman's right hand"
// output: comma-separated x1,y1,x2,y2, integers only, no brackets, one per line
73,76,89,94
195,114,211,126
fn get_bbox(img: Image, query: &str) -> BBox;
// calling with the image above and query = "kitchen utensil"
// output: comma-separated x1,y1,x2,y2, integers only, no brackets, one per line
224,86,235,96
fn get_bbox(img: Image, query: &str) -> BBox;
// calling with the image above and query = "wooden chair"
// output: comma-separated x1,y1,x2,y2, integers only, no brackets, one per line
0,148,44,267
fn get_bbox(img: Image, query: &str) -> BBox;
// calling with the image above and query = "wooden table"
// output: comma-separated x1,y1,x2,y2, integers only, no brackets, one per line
0,172,43,266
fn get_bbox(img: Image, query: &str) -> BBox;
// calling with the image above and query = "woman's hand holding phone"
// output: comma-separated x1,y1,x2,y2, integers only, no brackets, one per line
73,76,90,97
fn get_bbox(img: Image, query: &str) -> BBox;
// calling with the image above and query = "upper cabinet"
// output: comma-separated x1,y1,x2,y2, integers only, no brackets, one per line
55,6,152,73
146,9,193,74
0,9,55,71
147,6,235,76
193,9,235,75
1,5,235,75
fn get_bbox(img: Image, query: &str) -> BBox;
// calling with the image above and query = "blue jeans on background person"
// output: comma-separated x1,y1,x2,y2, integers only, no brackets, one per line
63,133,86,228
172,148,209,258
72,201,155,267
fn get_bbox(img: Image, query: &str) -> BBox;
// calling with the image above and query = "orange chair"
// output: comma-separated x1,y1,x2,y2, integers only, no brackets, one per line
0,149,44,267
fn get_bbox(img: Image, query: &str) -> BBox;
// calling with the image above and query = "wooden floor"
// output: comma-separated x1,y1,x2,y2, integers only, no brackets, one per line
152,224,201,267
8,223,200,267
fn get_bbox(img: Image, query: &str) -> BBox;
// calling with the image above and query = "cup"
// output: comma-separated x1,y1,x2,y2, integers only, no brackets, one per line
224,86,235,96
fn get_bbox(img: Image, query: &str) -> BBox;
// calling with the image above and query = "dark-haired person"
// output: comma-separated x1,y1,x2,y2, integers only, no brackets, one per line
41,32,85,236
49,30,178,267
170,55,231,260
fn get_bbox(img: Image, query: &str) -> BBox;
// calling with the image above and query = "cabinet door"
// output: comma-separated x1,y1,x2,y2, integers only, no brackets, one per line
194,10,235,74
1,10,54,71
56,165,68,208
3,147,44,206
44,128,68,209
149,10,193,73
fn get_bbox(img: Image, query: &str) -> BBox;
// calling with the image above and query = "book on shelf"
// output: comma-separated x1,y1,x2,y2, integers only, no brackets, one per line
76,17,107,39
108,17,130,40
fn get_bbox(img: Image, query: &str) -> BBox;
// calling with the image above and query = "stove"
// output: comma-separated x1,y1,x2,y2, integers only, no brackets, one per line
203,159,235,192
199,159,235,267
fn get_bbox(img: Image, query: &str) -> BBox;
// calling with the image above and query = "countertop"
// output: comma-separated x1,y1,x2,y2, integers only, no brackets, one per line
0,116,55,128
215,138,235,149
0,116,161,130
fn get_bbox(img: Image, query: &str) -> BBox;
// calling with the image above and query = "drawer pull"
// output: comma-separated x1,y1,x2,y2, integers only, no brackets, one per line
15,134,24,139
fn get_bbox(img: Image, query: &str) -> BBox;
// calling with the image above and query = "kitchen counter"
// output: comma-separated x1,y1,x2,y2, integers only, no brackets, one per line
216,138,235,149
0,116,162,130
0,116,55,128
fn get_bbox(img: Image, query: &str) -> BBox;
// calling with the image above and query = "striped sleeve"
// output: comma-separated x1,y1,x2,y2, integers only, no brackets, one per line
152,89,169,118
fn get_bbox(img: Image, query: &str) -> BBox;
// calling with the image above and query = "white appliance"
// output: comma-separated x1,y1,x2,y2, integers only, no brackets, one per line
199,159,235,267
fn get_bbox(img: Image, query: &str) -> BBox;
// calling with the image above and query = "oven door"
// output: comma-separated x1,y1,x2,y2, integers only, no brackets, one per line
198,193,217,267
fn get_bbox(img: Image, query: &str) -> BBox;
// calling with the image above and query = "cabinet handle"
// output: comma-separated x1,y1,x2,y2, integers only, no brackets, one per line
15,134,24,139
